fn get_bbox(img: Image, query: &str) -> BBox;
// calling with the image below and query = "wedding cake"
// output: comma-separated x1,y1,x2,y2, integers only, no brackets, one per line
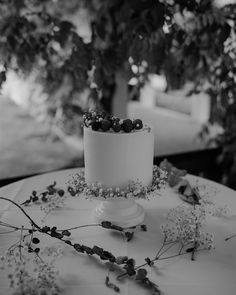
83,110,154,189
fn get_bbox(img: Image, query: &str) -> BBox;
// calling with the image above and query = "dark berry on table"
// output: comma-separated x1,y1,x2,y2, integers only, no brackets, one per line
112,123,121,132
122,119,133,133
42,226,50,233
42,195,48,202
32,237,40,244
62,230,71,237
32,196,39,202
101,119,112,131
28,247,34,253
57,189,65,197
133,119,143,130
91,121,101,131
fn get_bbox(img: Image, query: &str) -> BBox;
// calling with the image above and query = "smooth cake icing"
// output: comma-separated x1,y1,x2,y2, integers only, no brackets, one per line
83,125,154,189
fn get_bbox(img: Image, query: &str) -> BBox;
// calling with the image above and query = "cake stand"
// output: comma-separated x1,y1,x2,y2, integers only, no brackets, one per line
93,197,145,228
69,166,165,228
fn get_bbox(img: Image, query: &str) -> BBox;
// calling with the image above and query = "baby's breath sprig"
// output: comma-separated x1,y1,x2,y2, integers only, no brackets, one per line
0,216,62,295
1,242,61,295
161,203,214,251
68,165,167,199
117,201,216,280
20,182,67,220
1,197,154,294
0,177,225,295
21,181,64,206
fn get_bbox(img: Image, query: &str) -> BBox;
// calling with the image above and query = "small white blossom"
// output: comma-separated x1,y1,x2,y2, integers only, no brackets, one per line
1,242,62,295
161,203,215,249
68,165,167,200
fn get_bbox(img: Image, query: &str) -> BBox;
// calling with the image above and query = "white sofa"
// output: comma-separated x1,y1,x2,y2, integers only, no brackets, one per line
127,97,210,157
3,70,213,158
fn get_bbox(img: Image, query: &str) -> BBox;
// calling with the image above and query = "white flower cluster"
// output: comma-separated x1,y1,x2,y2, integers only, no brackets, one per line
160,203,215,249
0,243,62,295
68,170,87,194
41,243,64,258
40,192,67,216
193,184,228,217
68,166,167,199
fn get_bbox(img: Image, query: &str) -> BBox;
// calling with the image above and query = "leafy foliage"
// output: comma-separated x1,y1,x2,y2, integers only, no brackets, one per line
0,0,235,185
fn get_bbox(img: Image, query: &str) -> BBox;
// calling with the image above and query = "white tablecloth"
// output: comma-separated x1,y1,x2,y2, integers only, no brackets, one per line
0,169,236,295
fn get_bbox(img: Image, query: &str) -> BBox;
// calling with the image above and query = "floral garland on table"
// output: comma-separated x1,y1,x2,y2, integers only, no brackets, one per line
0,161,232,295
67,165,167,199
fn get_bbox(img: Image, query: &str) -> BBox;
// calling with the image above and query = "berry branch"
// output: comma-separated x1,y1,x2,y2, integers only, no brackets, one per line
1,171,226,295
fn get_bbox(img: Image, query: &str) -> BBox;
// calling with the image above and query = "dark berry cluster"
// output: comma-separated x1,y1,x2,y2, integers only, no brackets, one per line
83,109,143,133
21,181,65,206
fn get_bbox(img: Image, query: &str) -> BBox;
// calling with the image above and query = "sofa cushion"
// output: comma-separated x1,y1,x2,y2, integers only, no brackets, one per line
155,91,191,115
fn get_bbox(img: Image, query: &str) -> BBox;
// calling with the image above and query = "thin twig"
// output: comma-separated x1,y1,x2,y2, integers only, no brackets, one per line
8,240,20,253
158,251,190,261
117,240,180,280
19,226,24,260
155,237,166,258
57,224,101,231
225,233,236,241
191,241,198,261
191,211,200,261
0,197,41,230
156,241,178,259
158,248,208,261
0,229,18,234
0,221,31,231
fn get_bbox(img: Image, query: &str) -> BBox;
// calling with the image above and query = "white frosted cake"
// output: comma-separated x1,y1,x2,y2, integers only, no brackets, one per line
83,110,154,189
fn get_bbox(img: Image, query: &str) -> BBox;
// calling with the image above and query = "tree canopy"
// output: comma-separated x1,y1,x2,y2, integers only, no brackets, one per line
0,0,236,186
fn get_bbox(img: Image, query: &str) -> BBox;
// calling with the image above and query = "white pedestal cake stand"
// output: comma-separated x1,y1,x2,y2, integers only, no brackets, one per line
93,197,145,228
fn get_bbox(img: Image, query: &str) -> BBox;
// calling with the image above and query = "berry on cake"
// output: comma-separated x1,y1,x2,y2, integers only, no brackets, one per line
83,109,154,189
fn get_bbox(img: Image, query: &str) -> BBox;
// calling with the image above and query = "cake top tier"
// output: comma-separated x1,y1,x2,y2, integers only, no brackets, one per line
83,109,148,133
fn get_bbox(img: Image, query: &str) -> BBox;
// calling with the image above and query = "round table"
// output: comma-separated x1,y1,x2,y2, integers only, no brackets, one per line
0,168,236,295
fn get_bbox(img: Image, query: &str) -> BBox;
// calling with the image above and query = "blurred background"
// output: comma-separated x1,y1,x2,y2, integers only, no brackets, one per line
0,0,236,188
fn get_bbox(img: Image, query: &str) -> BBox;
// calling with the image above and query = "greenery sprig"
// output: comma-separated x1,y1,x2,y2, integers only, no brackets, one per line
21,181,65,206
20,181,69,221
0,0,235,187
1,237,62,295
0,185,225,295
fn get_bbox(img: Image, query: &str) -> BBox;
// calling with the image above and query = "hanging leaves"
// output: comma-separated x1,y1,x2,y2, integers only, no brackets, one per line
0,0,235,185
